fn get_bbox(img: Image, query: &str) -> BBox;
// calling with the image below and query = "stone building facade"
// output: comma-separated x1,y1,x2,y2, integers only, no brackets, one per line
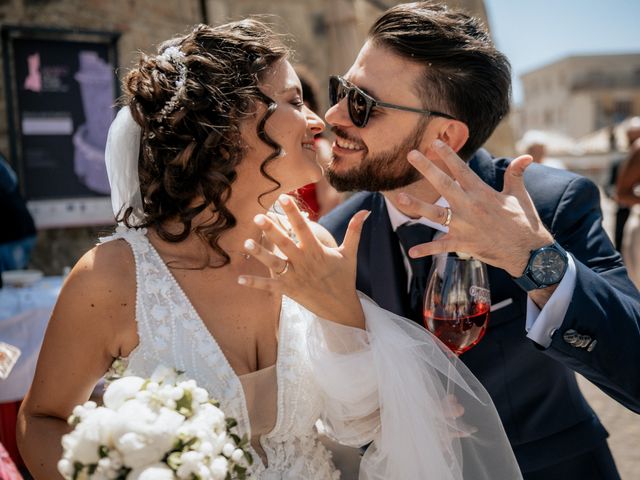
519,53,640,139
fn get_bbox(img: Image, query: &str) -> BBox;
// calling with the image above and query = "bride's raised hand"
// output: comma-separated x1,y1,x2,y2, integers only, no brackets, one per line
238,194,369,328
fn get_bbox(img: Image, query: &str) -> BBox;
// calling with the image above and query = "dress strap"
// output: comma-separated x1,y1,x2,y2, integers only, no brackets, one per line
98,225,148,245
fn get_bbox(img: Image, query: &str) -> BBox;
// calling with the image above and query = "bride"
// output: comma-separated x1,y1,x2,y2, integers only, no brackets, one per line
17,20,521,479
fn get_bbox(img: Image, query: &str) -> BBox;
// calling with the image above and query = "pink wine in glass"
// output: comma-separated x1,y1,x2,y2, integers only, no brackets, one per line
424,303,490,355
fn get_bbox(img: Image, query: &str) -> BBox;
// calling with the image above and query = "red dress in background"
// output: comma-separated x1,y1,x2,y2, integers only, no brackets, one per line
294,183,320,221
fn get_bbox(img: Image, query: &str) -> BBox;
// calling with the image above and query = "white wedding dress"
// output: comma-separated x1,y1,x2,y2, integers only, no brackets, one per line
99,227,522,480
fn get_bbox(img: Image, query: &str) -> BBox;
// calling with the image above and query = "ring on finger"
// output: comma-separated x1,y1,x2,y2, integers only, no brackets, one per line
442,207,453,227
274,260,290,276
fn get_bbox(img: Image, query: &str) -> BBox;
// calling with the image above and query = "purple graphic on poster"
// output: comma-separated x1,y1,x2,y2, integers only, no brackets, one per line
23,52,42,92
72,51,114,194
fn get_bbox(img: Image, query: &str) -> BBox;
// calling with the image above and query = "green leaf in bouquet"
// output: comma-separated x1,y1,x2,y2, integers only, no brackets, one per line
68,415,81,427
226,417,238,430
176,389,193,416
166,451,182,470
72,461,84,480
182,436,198,450
98,445,109,458
232,465,248,480
115,467,131,480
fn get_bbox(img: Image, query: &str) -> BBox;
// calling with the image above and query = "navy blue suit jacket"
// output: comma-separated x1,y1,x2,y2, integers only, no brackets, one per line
320,149,640,473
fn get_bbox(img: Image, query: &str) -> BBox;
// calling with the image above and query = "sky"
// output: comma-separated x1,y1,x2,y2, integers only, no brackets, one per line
484,0,640,105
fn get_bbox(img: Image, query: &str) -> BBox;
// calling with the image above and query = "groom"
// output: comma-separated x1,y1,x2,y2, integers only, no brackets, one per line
320,3,640,479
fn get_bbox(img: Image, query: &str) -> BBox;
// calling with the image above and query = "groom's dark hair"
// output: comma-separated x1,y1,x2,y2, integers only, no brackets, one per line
369,2,511,159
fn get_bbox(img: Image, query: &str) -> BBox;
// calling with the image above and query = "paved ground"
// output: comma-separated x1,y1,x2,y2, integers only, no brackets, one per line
578,376,640,479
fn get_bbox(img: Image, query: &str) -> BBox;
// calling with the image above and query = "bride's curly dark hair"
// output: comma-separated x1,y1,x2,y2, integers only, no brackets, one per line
122,20,289,266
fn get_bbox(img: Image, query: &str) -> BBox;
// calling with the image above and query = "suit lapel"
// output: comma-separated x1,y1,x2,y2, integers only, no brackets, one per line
365,193,409,317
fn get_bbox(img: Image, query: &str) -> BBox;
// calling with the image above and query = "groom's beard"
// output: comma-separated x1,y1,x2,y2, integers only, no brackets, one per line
326,119,427,192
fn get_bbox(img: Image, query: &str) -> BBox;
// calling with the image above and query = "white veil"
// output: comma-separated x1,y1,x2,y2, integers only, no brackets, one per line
104,106,144,225
307,293,523,479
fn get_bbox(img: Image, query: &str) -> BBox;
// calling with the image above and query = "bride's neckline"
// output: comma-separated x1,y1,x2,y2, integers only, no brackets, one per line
141,233,284,379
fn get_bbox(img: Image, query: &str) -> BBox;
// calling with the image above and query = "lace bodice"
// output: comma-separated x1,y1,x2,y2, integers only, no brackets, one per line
101,228,340,479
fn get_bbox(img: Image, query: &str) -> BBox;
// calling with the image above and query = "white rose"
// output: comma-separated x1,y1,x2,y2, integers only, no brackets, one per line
192,387,209,404
209,457,228,480
128,463,175,480
83,407,119,445
113,404,183,468
116,432,164,469
221,443,234,457
189,403,225,431
199,442,214,456
196,464,212,480
231,449,244,463
176,450,204,479
61,408,118,467
57,458,74,478
104,376,146,410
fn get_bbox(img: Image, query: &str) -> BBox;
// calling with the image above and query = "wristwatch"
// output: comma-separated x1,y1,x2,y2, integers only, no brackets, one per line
513,241,568,291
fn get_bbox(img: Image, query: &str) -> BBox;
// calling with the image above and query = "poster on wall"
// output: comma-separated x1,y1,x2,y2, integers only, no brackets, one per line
2,26,120,227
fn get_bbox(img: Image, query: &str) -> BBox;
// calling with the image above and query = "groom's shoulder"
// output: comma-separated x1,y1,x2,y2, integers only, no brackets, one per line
319,191,377,236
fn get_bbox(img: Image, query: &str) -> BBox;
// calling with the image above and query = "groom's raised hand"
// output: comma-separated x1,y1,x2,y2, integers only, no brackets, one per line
397,140,555,280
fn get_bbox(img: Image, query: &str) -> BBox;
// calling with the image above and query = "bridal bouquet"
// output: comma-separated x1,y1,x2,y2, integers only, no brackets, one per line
58,366,252,480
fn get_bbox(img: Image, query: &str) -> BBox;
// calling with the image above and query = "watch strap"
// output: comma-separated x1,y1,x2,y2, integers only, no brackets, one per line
513,272,540,292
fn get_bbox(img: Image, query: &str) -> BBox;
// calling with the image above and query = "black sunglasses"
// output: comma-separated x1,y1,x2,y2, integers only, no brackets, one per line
329,75,456,128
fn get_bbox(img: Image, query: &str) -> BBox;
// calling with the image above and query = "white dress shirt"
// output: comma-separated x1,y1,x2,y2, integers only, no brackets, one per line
384,196,576,348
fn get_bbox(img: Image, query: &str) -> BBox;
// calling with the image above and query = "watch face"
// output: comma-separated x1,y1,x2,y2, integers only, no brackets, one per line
530,248,566,285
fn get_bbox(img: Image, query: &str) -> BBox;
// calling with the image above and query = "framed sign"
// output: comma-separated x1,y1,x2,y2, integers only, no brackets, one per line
2,26,120,227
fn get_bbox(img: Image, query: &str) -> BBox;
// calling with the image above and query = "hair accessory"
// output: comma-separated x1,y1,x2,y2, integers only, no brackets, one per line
104,107,144,225
157,46,188,119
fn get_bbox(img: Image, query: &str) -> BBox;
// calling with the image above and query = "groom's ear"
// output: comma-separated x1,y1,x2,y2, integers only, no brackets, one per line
421,119,469,161
439,120,469,154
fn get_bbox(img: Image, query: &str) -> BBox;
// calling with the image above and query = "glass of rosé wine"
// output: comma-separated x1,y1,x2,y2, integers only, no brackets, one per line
423,254,490,355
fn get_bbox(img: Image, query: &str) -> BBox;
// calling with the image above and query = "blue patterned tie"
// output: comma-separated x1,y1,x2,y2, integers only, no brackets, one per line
395,223,435,324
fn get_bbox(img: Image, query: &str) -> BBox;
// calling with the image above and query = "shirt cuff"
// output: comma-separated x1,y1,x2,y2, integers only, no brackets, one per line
525,254,577,348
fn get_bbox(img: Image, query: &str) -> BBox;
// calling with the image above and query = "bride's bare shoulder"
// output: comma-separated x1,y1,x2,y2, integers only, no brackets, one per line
72,239,135,292
54,239,137,350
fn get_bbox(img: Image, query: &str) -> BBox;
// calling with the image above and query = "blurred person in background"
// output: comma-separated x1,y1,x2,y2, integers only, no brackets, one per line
616,117,640,287
0,153,36,280
294,66,344,220
606,119,640,251
525,141,566,170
